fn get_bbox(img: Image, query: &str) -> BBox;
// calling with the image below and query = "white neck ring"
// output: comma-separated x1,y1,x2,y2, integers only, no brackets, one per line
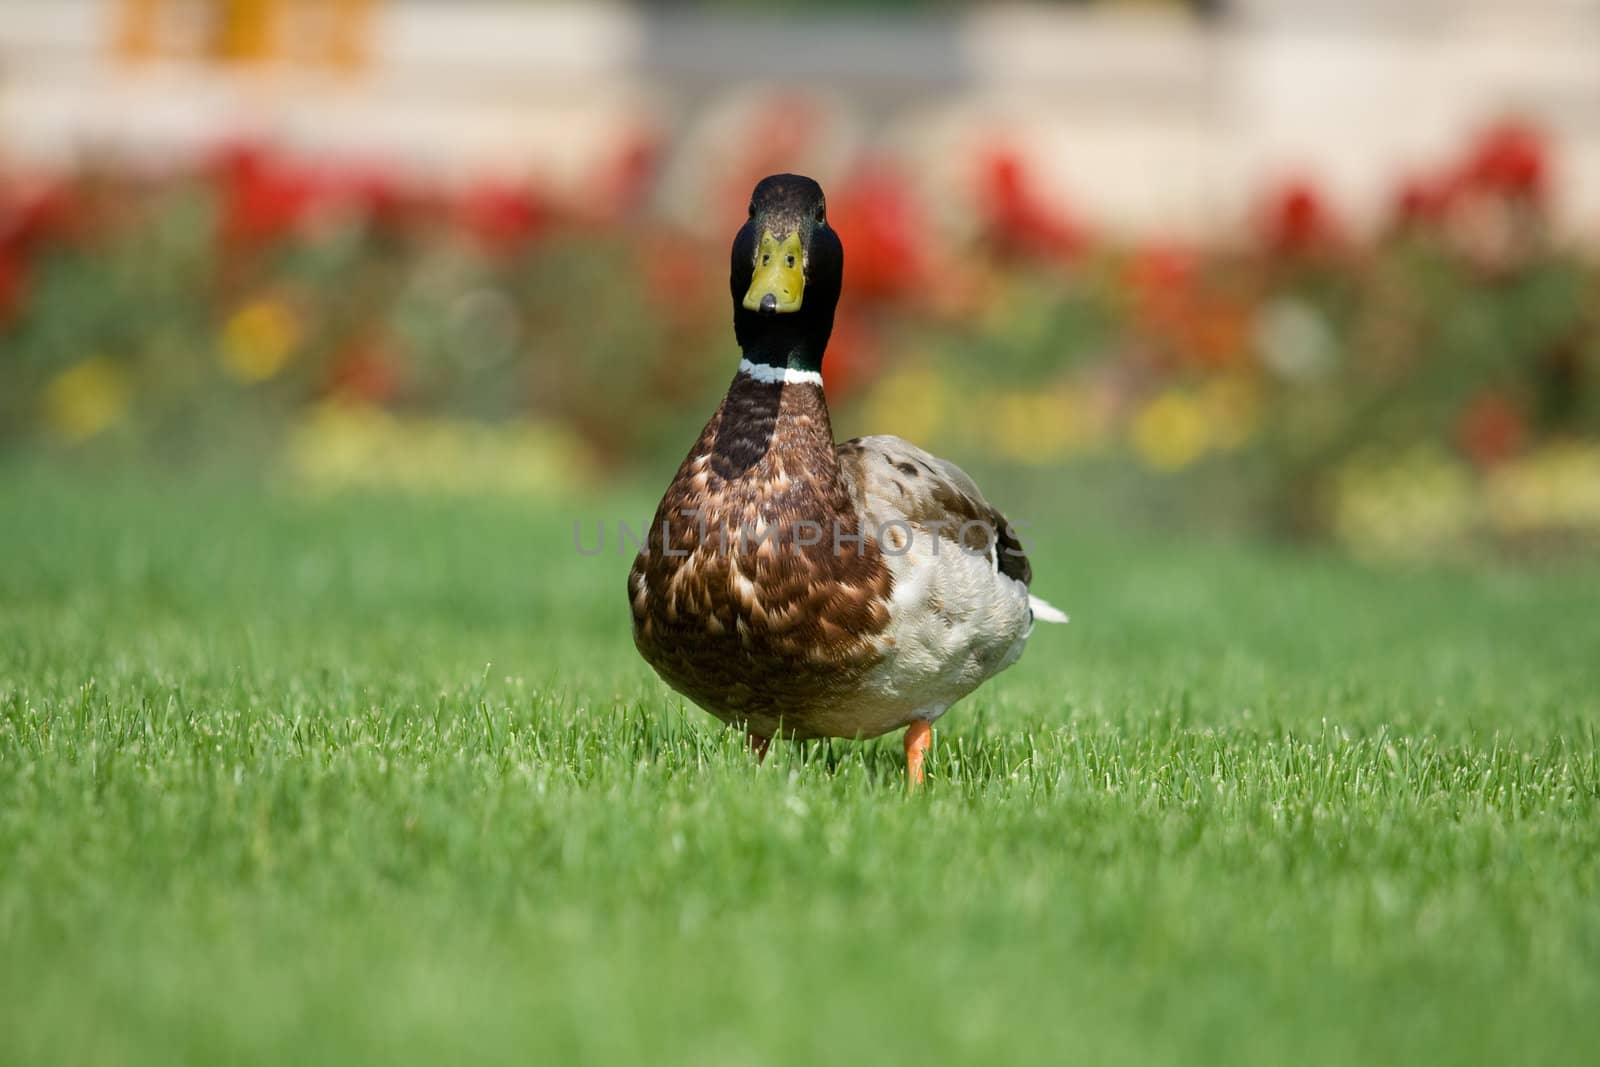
738,359,823,387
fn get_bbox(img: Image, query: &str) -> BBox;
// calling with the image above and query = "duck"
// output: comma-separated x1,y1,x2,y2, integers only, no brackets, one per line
628,173,1067,785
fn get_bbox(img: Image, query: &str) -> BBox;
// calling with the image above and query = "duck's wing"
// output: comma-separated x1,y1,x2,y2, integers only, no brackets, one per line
835,435,1067,623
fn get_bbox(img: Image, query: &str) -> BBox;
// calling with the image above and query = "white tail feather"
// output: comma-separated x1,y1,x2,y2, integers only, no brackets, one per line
1029,595,1069,624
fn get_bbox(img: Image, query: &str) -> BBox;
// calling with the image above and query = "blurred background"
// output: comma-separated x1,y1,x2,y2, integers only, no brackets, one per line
3,0,1599,561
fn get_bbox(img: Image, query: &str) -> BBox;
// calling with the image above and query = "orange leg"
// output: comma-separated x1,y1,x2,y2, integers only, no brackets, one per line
747,730,772,763
904,719,932,787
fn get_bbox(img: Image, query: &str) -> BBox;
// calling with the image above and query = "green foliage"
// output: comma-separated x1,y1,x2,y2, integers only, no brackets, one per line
2,466,1597,1065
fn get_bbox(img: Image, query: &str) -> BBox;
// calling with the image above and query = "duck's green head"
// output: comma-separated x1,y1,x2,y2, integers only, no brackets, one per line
730,174,842,371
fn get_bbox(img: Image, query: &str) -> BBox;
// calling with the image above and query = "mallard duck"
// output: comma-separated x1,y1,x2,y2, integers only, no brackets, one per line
629,174,1067,784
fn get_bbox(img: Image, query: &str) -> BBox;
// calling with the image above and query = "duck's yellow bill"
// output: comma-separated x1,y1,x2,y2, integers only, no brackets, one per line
743,230,805,313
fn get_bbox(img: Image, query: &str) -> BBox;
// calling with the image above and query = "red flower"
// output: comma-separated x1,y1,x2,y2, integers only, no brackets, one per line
1125,242,1197,309
327,336,404,406
1122,243,1250,370
457,180,547,254
819,304,879,401
1259,177,1342,257
211,141,318,248
591,130,660,222
978,147,1086,261
1457,391,1526,468
325,163,436,237
0,179,69,327
641,230,719,328
1391,173,1458,231
827,163,924,303
1123,242,1193,357
1462,120,1547,204
3,178,84,253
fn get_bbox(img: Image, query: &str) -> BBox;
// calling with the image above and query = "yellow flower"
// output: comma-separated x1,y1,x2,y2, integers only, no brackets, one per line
43,358,130,442
1132,390,1209,471
221,299,302,383
988,386,1106,465
285,404,589,497
1328,446,1476,561
1484,444,1600,536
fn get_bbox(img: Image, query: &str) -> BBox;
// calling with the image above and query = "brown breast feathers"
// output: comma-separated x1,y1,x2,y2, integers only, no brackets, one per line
628,373,892,734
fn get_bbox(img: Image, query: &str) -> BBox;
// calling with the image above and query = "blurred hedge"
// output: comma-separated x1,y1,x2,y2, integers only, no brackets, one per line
3,122,1597,556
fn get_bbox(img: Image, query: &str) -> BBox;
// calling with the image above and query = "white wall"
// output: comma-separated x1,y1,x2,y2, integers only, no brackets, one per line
2,0,1597,236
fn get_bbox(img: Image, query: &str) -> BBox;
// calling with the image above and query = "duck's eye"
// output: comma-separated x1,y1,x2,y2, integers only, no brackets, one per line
762,254,770,265
747,201,755,218
815,203,826,224
785,254,795,268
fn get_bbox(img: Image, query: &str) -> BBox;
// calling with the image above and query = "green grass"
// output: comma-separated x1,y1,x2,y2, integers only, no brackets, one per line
2,465,1598,1066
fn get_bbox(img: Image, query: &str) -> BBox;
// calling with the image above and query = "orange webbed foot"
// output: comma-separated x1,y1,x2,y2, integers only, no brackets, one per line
904,720,931,788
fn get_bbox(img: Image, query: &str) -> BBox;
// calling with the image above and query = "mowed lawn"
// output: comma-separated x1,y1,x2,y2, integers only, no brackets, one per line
2,465,1597,1067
